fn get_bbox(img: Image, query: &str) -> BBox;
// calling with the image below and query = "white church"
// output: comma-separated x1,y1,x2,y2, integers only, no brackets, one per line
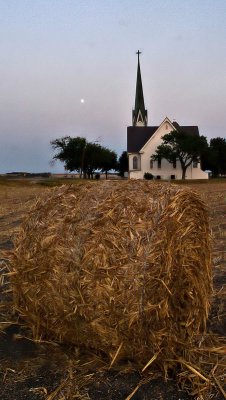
127,51,208,180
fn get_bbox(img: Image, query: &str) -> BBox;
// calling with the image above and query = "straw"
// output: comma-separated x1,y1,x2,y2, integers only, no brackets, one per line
9,180,212,373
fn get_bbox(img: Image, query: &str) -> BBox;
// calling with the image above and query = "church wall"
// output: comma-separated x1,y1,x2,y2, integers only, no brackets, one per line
129,159,208,180
139,120,179,179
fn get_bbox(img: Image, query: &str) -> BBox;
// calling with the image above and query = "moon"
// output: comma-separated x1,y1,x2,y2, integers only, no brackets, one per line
80,99,85,103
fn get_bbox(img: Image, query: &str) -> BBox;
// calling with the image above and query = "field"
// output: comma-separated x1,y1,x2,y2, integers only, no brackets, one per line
0,178,225,400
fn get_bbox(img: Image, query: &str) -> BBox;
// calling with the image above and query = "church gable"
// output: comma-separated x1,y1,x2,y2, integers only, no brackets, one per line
140,117,175,153
136,110,146,126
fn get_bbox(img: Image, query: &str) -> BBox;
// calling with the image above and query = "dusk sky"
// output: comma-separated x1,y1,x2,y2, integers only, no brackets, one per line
0,0,226,173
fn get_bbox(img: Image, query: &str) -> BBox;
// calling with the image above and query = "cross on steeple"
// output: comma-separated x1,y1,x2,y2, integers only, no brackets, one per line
136,50,142,60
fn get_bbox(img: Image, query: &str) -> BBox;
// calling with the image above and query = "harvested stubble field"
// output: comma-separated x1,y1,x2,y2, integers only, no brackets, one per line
0,178,225,400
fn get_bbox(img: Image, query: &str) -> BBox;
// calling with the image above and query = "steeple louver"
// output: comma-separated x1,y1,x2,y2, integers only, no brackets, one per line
132,50,148,126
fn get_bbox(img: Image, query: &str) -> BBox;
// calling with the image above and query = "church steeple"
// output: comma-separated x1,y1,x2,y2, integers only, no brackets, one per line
132,50,148,126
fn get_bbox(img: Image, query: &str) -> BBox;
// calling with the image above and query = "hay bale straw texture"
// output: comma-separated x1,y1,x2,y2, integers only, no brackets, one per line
10,181,212,368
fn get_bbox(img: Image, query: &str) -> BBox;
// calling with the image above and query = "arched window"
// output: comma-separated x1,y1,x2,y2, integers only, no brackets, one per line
193,161,198,168
150,159,153,169
157,156,161,169
133,156,138,169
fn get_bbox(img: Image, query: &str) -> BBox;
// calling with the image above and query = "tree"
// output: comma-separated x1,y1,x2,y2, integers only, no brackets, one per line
51,136,86,177
82,141,103,179
51,136,117,178
100,147,118,179
118,151,128,177
151,130,208,180
202,137,226,177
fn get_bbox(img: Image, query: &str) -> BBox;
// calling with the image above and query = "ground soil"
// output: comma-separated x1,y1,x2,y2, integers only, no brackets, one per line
0,179,225,400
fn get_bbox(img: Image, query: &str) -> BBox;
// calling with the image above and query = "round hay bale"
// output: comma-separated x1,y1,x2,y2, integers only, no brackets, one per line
10,181,212,368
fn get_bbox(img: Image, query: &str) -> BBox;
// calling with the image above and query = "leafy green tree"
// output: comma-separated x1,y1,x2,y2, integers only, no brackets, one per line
51,136,86,177
202,137,226,177
82,142,103,179
151,130,208,180
51,136,117,178
118,151,128,177
100,147,118,179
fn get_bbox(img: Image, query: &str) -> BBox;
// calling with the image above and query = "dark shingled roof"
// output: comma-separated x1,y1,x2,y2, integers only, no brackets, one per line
127,122,200,153
127,126,158,152
172,121,199,136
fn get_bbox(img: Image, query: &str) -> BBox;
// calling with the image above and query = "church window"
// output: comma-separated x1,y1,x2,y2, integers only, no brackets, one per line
193,161,198,168
133,156,138,169
173,159,176,169
150,159,153,169
165,124,168,130
157,157,161,169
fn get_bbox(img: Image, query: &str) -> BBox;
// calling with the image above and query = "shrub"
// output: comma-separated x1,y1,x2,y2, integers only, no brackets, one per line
144,172,153,180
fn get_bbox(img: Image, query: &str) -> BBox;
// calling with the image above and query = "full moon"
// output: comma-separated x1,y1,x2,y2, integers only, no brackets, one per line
80,99,85,103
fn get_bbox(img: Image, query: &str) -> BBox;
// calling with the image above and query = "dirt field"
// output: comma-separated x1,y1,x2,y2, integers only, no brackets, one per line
0,179,225,400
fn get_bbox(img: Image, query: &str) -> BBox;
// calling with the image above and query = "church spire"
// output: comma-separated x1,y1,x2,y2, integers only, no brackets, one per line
133,50,148,126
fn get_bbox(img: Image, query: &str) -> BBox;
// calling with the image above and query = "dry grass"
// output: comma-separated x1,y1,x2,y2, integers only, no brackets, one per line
0,184,47,247
9,182,213,369
1,179,226,399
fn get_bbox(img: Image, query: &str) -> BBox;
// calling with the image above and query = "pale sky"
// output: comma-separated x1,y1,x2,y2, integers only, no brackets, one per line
0,0,226,173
